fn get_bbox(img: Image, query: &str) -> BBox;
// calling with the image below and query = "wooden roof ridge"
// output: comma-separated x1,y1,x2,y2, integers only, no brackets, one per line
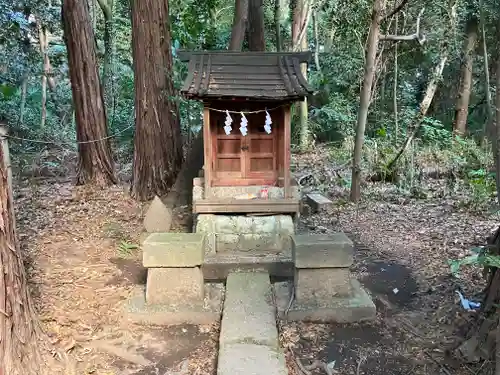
180,50,313,101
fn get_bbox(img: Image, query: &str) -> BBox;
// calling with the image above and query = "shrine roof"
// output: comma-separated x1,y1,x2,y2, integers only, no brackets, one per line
179,51,314,101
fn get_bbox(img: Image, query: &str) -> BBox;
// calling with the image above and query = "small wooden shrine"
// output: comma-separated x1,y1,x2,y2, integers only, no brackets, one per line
179,51,313,214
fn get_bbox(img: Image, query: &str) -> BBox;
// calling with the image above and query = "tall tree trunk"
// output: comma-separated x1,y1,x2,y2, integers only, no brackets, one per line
494,38,500,204
62,0,117,186
130,0,183,201
480,0,493,144
453,17,478,135
0,128,41,375
229,0,249,50
292,0,311,151
350,0,382,202
393,13,399,142
38,26,48,128
248,0,265,51
274,0,282,51
97,0,115,123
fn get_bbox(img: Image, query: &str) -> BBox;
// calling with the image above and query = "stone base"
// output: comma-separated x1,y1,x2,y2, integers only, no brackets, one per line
217,343,287,375
125,283,224,326
273,279,376,323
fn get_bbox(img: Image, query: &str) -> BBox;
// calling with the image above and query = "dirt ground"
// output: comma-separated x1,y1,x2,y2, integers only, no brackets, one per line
14,147,498,374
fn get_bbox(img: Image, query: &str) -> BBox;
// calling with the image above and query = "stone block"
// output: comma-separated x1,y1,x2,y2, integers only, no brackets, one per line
215,215,237,233
143,233,205,267
277,215,294,235
220,272,278,348
274,279,376,323
217,343,286,375
193,177,204,187
253,216,277,233
143,195,173,233
146,267,203,305
126,283,224,325
216,234,240,252
293,233,353,268
295,268,351,303
306,193,332,213
195,214,215,233
192,186,204,201
235,216,253,233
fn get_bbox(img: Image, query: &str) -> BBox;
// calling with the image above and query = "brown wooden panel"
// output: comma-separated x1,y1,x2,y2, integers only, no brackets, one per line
216,158,241,172
249,138,273,153
217,138,241,155
193,198,300,214
250,158,274,172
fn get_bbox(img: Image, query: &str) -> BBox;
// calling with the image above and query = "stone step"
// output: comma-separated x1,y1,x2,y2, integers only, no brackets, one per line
217,272,286,375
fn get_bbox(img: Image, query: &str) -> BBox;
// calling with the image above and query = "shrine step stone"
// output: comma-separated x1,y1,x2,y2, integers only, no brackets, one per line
305,193,333,213
217,272,286,375
146,267,204,305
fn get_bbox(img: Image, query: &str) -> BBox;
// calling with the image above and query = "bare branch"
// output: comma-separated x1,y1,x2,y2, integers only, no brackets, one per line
380,8,426,45
382,0,410,21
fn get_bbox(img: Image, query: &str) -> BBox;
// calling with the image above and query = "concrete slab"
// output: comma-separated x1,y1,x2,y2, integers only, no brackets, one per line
306,193,332,213
125,283,224,326
274,279,376,323
294,268,352,302
293,233,353,268
142,233,205,267
220,272,278,348
217,343,287,375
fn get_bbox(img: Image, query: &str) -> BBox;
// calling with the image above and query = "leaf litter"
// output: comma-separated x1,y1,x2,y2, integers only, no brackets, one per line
280,145,499,375
15,176,218,375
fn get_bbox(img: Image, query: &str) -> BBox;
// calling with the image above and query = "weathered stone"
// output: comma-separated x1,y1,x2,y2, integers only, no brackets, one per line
196,214,215,233
235,216,253,233
239,234,282,252
274,279,376,323
295,268,351,303
306,193,333,213
126,283,224,325
217,343,286,375
146,267,203,305
143,195,173,233
253,216,277,233
193,177,204,187
142,233,205,267
193,186,204,202
293,233,353,268
215,215,237,233
216,234,240,252
220,272,278,347
277,215,294,235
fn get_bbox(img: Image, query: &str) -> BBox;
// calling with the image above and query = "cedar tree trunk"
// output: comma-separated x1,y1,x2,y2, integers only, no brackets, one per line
0,137,41,374
130,0,183,201
454,17,478,135
229,0,249,50
248,0,265,51
62,0,117,186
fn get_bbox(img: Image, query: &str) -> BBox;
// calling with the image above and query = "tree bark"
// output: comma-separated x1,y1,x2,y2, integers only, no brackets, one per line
97,0,115,123
494,36,500,204
350,0,382,202
453,17,478,135
0,127,41,375
393,13,399,142
62,0,117,186
229,0,249,51
274,0,282,51
38,26,49,128
480,0,493,145
248,0,265,51
130,0,183,201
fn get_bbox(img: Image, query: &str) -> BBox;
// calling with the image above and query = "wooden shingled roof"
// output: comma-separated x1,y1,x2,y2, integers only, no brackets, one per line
179,51,313,101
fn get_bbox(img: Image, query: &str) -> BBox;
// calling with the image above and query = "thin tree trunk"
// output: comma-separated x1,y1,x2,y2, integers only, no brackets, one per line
62,0,117,186
494,40,500,204
229,0,248,51
38,26,49,128
312,10,321,73
393,13,399,142
97,0,114,121
387,52,448,171
130,0,183,201
274,0,282,51
248,0,265,51
0,127,41,375
454,17,478,135
350,0,382,202
481,0,493,144
19,76,28,125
